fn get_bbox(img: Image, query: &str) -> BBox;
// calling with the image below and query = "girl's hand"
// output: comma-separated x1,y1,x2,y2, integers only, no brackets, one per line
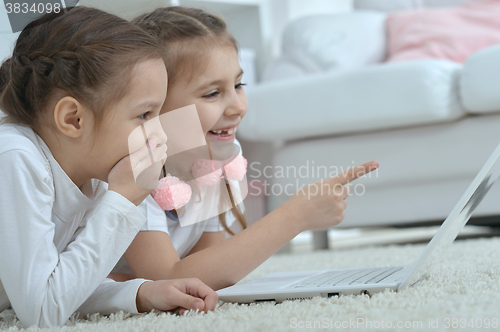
286,161,379,232
136,279,218,314
108,140,167,206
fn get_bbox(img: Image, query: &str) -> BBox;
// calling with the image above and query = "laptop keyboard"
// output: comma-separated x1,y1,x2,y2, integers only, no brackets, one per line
286,267,403,289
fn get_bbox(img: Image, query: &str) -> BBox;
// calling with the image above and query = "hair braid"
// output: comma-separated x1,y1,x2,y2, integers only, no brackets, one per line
0,6,164,134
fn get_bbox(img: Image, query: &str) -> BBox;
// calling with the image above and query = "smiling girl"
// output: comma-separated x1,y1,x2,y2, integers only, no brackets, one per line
108,6,379,291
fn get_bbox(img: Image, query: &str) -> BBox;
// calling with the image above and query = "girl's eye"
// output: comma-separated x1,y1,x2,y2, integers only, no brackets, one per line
236,83,247,89
138,111,150,120
203,90,220,99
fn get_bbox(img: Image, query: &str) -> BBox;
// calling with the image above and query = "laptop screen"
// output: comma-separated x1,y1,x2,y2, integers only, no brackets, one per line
399,142,500,290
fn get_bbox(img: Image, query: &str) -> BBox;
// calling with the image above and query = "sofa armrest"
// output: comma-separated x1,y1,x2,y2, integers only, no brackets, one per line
238,60,464,142
461,44,500,114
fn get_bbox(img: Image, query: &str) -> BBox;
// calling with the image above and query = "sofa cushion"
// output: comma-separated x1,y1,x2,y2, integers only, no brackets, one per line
281,11,387,72
386,0,500,63
262,52,323,82
268,114,500,226
272,114,500,189
461,44,500,114
239,60,465,142
354,0,473,12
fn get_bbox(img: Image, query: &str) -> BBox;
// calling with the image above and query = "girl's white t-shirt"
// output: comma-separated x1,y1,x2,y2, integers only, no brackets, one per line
113,139,246,274
0,124,150,328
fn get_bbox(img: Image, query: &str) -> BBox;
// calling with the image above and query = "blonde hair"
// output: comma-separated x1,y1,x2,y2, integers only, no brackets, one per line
134,6,247,235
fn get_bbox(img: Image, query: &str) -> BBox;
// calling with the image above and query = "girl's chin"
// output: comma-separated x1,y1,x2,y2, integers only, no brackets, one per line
206,130,236,142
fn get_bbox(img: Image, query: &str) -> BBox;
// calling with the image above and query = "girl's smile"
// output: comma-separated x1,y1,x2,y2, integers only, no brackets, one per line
207,123,240,141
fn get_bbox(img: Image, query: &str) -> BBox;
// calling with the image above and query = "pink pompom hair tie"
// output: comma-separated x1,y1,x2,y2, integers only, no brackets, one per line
152,154,247,211
190,154,247,185
223,154,247,181
191,159,223,186
151,175,192,211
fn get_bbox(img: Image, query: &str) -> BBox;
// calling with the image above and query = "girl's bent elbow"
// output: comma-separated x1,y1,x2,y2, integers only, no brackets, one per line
217,277,238,290
17,302,71,328
19,315,66,329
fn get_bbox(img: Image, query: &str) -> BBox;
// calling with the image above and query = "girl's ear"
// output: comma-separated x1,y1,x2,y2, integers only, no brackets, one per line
53,96,87,138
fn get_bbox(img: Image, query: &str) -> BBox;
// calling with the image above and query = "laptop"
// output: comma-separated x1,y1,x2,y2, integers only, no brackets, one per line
216,142,500,303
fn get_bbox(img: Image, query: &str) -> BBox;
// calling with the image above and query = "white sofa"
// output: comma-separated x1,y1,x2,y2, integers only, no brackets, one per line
236,0,500,249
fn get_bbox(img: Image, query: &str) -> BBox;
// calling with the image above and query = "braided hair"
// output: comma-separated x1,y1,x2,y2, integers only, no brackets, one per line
133,7,247,235
0,7,165,135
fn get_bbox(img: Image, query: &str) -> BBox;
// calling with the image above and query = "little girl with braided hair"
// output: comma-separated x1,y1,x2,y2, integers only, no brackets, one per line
109,6,379,291
0,7,218,328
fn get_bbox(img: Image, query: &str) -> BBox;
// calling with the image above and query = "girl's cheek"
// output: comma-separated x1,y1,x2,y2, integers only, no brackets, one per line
127,125,147,154
196,105,221,133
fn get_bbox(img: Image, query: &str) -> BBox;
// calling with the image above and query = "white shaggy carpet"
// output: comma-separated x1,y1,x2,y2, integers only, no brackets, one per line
2,236,500,331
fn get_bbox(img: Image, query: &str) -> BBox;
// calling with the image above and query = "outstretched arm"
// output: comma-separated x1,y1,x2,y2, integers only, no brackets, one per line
124,161,379,290
186,231,226,256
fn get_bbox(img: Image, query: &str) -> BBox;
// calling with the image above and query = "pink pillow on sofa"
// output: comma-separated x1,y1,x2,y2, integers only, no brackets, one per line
387,0,500,63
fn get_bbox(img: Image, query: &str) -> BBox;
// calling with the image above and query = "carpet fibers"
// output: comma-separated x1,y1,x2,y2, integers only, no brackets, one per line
2,236,500,331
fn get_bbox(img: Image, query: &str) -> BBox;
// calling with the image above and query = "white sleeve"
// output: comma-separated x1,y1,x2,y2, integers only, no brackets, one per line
0,149,146,328
77,278,149,316
90,183,169,234
137,195,169,234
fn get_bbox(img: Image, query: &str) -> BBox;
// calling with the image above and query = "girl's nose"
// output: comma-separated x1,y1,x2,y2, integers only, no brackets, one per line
225,93,247,117
146,116,168,147
155,125,168,147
